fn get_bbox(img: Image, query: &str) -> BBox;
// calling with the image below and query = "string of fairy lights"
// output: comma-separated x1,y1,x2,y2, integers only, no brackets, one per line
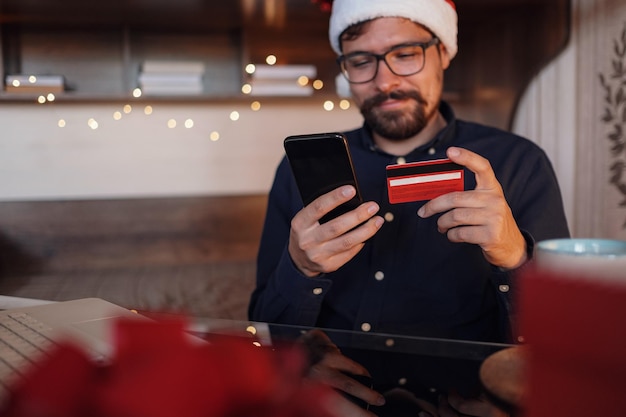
18,55,353,142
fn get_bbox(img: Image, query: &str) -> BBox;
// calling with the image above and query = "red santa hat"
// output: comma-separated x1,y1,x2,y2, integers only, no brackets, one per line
328,0,458,60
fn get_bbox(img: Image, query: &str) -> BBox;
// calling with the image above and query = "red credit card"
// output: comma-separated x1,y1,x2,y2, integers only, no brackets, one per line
386,158,464,204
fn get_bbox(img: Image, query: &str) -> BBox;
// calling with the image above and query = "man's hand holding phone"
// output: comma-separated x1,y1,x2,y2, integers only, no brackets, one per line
288,185,383,278
284,133,383,277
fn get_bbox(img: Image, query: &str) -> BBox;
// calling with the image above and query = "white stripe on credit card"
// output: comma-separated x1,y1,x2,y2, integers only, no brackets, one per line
389,172,462,187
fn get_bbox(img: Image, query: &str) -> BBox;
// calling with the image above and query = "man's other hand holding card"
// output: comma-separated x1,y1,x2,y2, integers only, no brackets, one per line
416,147,528,270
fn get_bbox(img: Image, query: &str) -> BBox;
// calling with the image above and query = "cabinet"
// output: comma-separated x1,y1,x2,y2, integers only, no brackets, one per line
1,25,245,100
0,0,339,102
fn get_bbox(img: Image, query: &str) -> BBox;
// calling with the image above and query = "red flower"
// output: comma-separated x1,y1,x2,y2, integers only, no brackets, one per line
1,319,339,417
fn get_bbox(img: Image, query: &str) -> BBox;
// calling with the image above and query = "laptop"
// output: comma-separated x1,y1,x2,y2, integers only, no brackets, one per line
0,297,148,399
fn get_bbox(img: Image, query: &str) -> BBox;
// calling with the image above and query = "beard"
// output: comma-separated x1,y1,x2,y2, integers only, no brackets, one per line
360,89,434,141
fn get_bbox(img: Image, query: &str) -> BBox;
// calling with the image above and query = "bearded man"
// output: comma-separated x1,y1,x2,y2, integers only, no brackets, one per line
249,0,569,415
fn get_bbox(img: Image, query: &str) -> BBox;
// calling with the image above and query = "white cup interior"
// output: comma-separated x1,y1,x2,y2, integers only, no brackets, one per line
535,238,626,282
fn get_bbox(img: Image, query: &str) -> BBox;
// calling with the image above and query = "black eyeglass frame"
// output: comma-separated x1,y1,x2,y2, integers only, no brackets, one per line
337,37,441,84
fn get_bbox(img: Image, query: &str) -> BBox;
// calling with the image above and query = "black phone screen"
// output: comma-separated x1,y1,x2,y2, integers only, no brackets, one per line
284,133,362,223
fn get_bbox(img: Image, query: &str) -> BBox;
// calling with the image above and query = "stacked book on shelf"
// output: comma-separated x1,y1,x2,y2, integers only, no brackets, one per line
4,74,65,94
249,65,316,97
138,61,205,96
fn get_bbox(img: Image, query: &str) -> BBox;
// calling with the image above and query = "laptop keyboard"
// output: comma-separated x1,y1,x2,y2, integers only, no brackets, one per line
0,312,56,399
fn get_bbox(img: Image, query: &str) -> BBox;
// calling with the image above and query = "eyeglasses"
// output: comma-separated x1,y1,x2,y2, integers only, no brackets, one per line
337,38,440,84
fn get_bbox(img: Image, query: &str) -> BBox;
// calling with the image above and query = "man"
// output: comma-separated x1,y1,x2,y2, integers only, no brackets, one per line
249,0,569,415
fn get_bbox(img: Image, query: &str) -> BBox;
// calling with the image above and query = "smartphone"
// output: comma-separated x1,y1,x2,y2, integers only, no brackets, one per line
284,132,363,224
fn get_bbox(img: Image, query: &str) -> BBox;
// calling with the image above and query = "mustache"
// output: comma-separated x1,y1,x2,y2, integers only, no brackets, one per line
361,90,427,112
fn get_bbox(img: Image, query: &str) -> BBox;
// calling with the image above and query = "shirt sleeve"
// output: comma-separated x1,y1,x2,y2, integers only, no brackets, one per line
247,158,333,325
489,228,536,342
488,144,570,342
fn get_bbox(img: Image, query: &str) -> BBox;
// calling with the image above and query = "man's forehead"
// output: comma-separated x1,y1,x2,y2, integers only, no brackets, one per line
341,18,433,52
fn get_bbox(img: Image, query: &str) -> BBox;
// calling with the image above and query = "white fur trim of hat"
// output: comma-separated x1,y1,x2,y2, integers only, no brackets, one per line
328,0,458,60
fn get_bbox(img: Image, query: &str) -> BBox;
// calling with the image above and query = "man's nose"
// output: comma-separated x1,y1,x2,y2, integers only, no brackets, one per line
373,60,401,92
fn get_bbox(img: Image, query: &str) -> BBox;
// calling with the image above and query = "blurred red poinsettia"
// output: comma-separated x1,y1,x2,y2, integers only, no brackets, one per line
0,319,340,417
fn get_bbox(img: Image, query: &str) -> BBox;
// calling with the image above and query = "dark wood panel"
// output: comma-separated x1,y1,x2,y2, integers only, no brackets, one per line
0,194,268,276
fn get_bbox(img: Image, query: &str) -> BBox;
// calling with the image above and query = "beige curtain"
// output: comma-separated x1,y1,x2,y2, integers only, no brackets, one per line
513,0,626,239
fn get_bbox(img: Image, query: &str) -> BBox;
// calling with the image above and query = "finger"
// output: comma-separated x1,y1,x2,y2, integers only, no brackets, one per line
433,205,482,233
300,185,358,225
300,329,342,364
322,390,379,417
325,216,384,258
318,201,382,241
316,350,371,377
310,216,383,274
308,344,384,408
418,190,481,219
301,330,370,380
446,147,501,192
444,225,487,245
340,374,384,407
435,202,504,235
309,363,384,407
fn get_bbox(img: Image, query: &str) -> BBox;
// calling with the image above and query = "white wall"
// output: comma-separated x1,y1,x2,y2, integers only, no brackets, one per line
0,99,362,201
0,96,514,202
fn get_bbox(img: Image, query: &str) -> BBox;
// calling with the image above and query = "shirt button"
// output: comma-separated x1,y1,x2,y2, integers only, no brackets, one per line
361,322,372,332
312,287,323,295
428,147,436,155
396,157,406,164
499,285,510,293
374,271,385,281
384,212,394,222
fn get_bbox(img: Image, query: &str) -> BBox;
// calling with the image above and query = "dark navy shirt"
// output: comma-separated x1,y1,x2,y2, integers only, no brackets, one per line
249,102,569,344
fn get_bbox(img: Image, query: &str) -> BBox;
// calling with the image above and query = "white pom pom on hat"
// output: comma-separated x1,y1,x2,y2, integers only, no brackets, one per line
328,0,458,60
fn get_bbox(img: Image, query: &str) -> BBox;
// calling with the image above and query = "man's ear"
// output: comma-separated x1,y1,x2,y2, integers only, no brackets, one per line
438,43,451,70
